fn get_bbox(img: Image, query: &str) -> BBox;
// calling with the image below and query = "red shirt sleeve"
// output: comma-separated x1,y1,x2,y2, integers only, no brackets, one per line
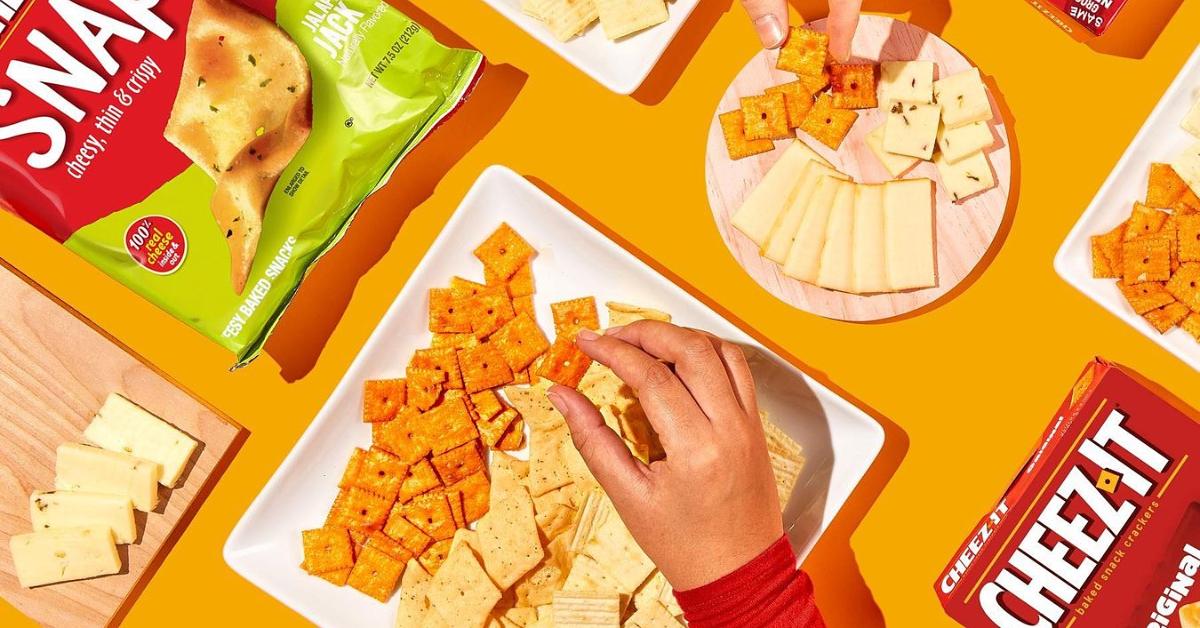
673,535,826,628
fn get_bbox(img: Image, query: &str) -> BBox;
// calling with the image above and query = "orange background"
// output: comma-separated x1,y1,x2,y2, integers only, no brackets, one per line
2,0,1200,625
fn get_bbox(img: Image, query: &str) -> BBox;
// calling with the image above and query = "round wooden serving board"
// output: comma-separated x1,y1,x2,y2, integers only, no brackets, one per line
704,16,1011,322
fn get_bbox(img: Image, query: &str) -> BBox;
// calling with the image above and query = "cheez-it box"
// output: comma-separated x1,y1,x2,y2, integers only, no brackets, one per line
937,359,1200,627
1025,0,1129,41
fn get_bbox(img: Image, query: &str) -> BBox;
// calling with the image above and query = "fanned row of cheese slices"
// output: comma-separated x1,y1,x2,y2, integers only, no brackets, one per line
9,394,198,588
732,141,936,294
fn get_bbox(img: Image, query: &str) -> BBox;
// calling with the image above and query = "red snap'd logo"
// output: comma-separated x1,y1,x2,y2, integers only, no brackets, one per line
125,216,187,275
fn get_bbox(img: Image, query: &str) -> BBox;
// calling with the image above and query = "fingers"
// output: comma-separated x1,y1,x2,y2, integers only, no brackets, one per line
604,322,745,429
692,331,759,419
547,384,649,495
826,0,863,61
738,0,788,49
574,329,712,448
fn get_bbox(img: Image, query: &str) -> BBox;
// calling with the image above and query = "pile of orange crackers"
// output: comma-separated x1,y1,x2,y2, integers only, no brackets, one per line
720,26,873,159
1092,163,1200,339
297,224,601,601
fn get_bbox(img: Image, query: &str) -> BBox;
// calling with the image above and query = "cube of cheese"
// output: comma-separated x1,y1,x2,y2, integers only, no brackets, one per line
880,61,934,104
883,179,937,291
884,101,941,160
1171,141,1200,196
10,526,121,588
851,184,889,294
815,183,857,293
936,121,994,163
731,141,831,246
934,151,996,202
866,125,919,177
30,490,137,544
84,393,198,487
56,443,161,512
933,68,992,129
1183,98,1200,138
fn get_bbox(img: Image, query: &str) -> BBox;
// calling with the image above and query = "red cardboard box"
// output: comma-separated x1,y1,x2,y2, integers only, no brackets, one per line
936,359,1200,627
1025,0,1130,41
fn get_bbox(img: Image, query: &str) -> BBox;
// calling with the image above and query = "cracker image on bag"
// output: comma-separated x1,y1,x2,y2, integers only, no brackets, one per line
0,0,485,366
165,0,314,293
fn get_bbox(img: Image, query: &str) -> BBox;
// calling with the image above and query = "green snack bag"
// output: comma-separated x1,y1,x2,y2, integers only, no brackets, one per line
0,0,483,366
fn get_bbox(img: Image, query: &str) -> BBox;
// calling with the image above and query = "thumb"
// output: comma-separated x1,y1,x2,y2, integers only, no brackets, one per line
826,0,862,61
547,384,648,496
738,0,788,49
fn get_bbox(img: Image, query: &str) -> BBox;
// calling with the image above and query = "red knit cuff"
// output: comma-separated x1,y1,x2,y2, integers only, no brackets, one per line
673,535,824,628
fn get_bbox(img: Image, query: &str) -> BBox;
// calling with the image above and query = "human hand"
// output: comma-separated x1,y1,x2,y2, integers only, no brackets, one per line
738,0,863,61
545,322,783,591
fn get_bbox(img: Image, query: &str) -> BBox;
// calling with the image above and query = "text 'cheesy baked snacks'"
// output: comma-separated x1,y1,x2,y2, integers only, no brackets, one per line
0,0,484,366
937,359,1200,627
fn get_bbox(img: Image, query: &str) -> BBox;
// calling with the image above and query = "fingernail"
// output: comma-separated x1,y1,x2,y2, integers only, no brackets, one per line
576,329,600,341
547,390,567,415
755,14,785,49
604,325,625,335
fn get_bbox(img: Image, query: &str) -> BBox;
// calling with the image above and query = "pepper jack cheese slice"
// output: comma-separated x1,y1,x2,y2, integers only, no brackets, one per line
731,141,832,246
883,101,941,160
56,443,161,512
761,163,846,263
935,120,993,164
1171,141,1200,196
10,526,121,588
782,177,851,282
933,68,992,129
879,61,934,104
84,393,198,487
851,184,889,294
865,125,919,177
30,491,137,545
934,150,995,202
815,183,857,292
883,179,937,291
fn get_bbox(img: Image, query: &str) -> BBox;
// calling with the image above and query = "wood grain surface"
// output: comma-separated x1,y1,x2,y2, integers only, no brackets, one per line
705,16,1011,321
0,261,244,627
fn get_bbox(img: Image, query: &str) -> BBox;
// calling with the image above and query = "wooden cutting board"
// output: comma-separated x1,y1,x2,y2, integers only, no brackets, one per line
705,16,1012,321
0,260,245,627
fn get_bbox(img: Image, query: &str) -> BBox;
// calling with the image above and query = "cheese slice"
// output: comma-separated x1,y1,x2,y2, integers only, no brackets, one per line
1182,98,1200,138
851,184,888,294
880,61,934,104
935,120,994,163
10,526,121,588
883,101,941,160
730,141,831,246
933,67,992,129
934,150,995,202
782,177,850,282
815,183,857,292
56,443,161,512
1171,141,1200,196
84,393,198,487
30,490,137,544
883,178,936,291
761,163,845,263
865,125,918,177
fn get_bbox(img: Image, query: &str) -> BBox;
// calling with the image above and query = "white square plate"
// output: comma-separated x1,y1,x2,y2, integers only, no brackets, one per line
478,0,700,94
224,165,885,627
1055,44,1200,371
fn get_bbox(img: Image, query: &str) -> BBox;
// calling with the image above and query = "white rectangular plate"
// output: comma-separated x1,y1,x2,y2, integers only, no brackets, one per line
478,0,700,94
1055,44,1200,371
225,165,885,627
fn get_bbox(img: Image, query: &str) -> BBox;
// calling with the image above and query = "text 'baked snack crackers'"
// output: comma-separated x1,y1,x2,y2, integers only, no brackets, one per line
936,359,1200,628
0,0,485,366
